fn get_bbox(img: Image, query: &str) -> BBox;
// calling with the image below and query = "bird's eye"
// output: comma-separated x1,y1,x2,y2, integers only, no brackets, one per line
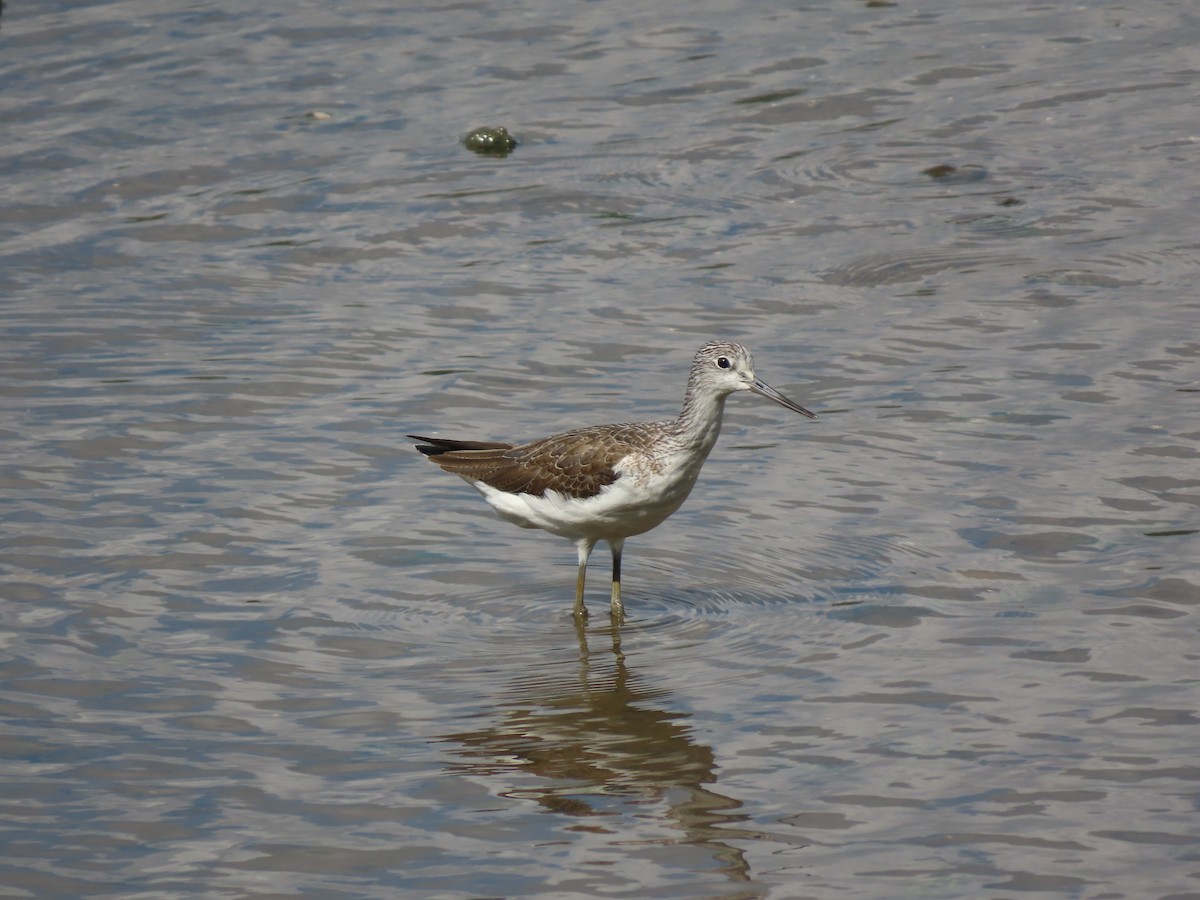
716,356,731,369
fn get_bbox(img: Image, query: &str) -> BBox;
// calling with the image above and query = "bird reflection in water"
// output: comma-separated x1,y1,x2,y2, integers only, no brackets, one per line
442,619,756,885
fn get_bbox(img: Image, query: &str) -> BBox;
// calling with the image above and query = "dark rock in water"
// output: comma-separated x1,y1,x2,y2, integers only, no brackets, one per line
463,126,517,157
923,163,987,182
924,163,959,179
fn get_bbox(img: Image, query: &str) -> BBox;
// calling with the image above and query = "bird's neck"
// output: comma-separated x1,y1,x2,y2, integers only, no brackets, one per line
671,383,728,454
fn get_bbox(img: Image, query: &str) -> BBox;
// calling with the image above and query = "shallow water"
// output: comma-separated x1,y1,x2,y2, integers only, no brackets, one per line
2,1,1199,897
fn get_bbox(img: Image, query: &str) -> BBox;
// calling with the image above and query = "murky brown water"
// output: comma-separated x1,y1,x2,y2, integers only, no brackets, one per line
3,1,1198,897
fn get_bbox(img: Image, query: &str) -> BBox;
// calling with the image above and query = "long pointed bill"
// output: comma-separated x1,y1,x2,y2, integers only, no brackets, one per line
751,379,818,419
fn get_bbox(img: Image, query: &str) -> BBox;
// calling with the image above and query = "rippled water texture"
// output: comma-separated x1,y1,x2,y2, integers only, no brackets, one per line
2,1,1199,897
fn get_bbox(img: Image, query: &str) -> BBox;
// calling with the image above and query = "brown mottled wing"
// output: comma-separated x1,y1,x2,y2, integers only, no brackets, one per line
409,426,647,500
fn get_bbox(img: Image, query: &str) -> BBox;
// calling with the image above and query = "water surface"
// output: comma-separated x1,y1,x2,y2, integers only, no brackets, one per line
2,1,1198,897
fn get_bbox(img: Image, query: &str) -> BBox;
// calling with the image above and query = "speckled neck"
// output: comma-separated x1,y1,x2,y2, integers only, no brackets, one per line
671,368,730,453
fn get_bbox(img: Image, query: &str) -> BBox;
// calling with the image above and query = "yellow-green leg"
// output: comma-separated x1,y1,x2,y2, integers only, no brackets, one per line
574,538,595,619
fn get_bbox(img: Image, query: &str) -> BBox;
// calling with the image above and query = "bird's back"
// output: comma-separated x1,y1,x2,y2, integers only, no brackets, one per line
410,421,676,501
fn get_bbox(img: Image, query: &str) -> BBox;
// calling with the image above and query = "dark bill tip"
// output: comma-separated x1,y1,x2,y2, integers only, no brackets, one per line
751,379,818,419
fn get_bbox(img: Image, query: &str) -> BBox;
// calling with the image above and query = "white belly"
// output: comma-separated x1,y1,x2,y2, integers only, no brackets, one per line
468,450,705,542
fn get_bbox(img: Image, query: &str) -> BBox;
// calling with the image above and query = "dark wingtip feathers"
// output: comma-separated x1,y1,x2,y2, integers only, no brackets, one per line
408,434,514,457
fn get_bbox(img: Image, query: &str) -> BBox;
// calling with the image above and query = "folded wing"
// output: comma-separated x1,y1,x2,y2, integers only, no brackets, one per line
409,429,637,499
